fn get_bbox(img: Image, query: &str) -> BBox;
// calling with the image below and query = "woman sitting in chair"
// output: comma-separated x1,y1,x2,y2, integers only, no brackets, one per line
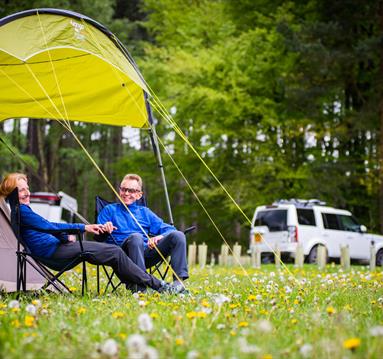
0,172,176,294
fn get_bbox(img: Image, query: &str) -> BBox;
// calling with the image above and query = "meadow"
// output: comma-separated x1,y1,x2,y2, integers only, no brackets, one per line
0,264,382,359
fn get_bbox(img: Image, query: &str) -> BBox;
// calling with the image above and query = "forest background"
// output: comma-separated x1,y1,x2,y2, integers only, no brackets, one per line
1,0,382,251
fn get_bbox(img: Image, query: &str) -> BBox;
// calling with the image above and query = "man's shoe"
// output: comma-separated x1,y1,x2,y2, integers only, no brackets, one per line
157,281,189,295
126,283,147,294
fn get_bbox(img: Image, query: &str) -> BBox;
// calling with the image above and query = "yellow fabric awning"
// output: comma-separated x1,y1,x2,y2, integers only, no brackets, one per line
0,9,150,127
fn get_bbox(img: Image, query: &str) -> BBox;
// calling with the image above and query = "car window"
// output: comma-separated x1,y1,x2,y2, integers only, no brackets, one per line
322,213,340,230
297,208,316,226
255,210,287,231
337,215,360,232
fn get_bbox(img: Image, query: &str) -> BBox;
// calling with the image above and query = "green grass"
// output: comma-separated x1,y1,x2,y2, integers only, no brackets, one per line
1,264,382,358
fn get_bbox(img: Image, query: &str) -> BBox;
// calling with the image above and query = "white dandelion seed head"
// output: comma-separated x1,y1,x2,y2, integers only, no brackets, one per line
369,326,383,336
138,313,153,332
257,319,273,333
25,304,37,316
216,324,226,330
138,300,146,307
300,344,313,358
186,350,200,359
214,294,230,305
126,334,147,353
285,286,292,294
100,339,118,357
8,300,20,309
141,346,158,359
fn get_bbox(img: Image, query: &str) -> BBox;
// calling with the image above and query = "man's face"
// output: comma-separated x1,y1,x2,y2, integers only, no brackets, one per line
119,179,142,205
17,178,30,205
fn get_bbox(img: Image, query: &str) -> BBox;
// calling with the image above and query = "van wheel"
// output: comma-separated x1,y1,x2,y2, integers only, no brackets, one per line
377,249,383,267
307,246,318,264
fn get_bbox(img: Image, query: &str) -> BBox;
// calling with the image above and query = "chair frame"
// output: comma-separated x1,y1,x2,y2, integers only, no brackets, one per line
8,188,89,295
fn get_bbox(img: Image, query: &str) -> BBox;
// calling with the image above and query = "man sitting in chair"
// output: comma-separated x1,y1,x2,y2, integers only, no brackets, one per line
98,173,188,293
0,172,177,294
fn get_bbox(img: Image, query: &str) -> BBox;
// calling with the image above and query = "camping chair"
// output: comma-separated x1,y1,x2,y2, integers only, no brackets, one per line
94,195,195,294
7,188,89,295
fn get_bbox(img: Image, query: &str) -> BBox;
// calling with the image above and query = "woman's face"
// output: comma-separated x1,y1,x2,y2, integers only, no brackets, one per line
17,178,30,205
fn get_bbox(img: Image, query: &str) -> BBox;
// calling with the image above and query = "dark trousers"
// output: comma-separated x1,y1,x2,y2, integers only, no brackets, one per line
122,230,189,281
51,241,162,290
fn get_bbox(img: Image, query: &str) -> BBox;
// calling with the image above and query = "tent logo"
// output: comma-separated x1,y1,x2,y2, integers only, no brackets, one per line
70,20,86,41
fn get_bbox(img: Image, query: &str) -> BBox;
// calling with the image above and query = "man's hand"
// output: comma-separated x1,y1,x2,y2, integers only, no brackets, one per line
148,235,163,249
103,221,117,234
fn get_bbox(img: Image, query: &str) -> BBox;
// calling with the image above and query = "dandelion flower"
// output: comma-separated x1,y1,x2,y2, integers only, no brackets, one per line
25,304,37,316
299,344,313,357
326,306,336,315
138,313,153,332
112,311,124,319
186,350,199,359
8,300,20,309
100,338,118,356
141,346,158,359
24,316,35,327
343,337,361,350
175,337,184,346
369,326,383,336
257,319,273,333
126,334,146,354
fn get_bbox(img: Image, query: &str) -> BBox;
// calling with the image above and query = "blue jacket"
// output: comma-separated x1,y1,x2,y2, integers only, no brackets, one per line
20,204,85,258
97,202,176,248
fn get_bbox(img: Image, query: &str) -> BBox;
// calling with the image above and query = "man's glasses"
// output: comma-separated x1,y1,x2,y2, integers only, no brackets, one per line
119,187,142,194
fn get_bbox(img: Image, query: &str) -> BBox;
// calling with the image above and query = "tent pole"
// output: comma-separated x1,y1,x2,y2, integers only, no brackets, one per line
148,125,174,225
145,94,174,225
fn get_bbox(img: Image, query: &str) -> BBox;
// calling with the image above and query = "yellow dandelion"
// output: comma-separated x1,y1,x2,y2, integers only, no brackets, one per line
0,303,6,309
343,337,361,350
326,306,336,315
248,294,257,301
290,319,298,325
11,307,20,313
0,310,5,316
262,354,273,359
150,312,159,319
230,330,237,336
294,299,299,305
118,332,127,340
201,299,210,307
11,319,20,328
69,286,77,292
77,307,86,315
186,311,197,319
24,315,35,327
239,321,249,327
112,311,125,319
175,338,184,346
229,303,240,309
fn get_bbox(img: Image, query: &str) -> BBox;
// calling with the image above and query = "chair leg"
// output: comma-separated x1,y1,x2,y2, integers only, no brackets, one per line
81,261,87,296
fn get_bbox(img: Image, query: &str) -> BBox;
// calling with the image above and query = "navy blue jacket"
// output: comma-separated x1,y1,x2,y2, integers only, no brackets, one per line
20,204,85,257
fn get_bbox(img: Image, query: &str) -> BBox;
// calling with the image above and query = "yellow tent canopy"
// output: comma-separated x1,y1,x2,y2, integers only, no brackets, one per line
0,8,150,127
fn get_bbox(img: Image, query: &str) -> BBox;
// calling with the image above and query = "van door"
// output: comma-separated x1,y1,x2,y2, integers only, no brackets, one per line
321,213,343,258
337,215,368,260
254,209,288,248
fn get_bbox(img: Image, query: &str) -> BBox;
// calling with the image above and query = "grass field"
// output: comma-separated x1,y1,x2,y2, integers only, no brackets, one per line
1,264,382,358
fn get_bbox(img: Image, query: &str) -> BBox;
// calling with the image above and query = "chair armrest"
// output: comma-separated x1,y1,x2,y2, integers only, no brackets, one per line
183,226,196,235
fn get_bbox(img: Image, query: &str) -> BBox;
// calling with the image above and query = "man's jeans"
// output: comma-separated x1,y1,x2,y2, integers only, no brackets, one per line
121,230,189,280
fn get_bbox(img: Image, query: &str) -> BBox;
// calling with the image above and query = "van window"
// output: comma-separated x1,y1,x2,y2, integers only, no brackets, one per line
255,210,287,231
322,213,340,230
337,215,360,232
297,208,316,226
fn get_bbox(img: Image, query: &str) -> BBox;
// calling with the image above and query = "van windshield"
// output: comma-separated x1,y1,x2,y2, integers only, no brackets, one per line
255,210,287,231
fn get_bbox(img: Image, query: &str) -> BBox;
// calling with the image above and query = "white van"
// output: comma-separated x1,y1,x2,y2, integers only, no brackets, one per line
250,199,383,265
29,191,79,223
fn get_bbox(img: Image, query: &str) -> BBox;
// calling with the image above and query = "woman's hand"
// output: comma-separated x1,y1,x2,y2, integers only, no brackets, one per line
85,224,105,234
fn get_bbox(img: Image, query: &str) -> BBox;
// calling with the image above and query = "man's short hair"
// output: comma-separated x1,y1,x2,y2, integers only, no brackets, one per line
122,173,143,189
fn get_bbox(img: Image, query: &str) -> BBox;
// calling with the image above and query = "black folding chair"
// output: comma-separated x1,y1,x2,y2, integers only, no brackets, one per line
7,188,89,295
94,195,195,293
